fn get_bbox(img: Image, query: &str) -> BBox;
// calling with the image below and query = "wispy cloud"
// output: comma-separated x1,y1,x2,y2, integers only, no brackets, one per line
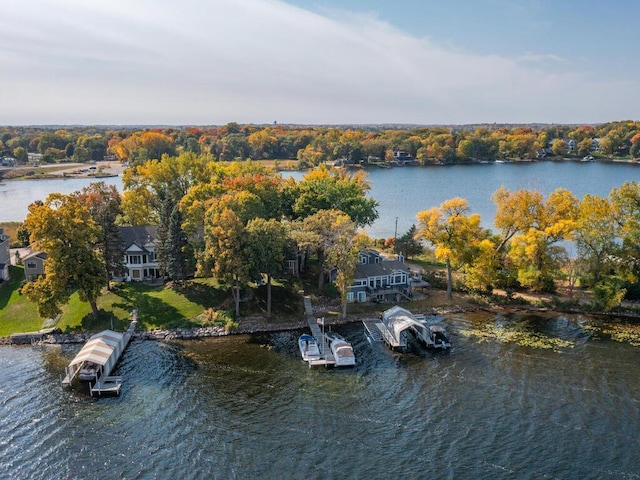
517,53,565,64
0,0,637,124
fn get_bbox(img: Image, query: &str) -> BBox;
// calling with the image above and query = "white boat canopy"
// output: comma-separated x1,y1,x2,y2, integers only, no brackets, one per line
67,330,125,378
381,306,427,343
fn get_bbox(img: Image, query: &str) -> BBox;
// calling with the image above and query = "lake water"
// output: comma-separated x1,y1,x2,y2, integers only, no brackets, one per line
3,161,640,239
2,313,640,479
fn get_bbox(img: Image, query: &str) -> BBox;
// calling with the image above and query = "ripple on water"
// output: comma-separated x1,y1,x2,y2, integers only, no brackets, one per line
2,314,640,479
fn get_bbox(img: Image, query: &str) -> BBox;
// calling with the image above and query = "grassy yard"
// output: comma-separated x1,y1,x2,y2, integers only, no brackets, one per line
0,268,229,335
0,266,42,336
0,266,306,336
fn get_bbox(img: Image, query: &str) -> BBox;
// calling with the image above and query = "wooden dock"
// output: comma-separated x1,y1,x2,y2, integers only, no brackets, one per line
362,318,405,348
303,296,335,367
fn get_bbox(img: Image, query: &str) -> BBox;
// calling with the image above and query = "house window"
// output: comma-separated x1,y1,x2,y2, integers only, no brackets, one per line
26,262,37,269
129,255,142,265
132,270,141,279
347,292,354,302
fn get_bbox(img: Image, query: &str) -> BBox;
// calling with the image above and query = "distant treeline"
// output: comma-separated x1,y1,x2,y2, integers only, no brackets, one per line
1,121,639,166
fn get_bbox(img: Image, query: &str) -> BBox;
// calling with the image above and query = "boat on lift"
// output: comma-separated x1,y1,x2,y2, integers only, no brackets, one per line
325,331,356,367
298,333,321,362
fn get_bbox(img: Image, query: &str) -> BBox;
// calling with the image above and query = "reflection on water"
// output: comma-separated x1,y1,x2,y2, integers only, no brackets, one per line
1,313,640,479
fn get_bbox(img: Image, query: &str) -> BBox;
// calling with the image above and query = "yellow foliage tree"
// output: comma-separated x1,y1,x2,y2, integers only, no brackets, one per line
416,198,483,299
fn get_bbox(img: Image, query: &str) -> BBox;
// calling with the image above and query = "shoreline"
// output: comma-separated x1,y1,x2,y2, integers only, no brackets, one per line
3,302,637,347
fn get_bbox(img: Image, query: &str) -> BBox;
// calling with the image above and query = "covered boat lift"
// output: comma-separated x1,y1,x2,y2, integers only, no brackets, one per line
62,319,137,396
363,306,450,350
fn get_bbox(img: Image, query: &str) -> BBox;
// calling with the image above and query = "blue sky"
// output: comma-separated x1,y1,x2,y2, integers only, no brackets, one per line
1,0,638,125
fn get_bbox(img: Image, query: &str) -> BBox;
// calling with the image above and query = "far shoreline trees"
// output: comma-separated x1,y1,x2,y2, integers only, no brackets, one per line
2,120,640,172
15,145,640,321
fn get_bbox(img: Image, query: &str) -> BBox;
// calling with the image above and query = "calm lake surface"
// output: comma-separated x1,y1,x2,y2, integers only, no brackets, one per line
3,161,640,239
2,313,640,479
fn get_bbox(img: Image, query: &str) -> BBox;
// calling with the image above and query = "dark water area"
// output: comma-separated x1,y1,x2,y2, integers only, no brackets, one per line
2,313,640,479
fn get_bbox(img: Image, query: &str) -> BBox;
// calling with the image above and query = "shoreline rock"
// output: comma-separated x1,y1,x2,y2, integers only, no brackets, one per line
2,303,639,346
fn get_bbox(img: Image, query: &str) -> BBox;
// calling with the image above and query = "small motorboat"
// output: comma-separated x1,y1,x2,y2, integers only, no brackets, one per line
78,362,99,381
326,331,356,367
299,334,321,362
426,324,451,350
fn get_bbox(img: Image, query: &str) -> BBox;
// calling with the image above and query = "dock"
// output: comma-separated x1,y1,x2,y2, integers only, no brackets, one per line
62,315,138,396
303,296,336,367
362,318,404,348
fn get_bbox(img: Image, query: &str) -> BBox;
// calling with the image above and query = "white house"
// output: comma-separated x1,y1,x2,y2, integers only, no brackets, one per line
119,226,161,282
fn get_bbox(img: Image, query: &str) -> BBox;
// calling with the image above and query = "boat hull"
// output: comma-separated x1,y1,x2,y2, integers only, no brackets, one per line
299,334,321,362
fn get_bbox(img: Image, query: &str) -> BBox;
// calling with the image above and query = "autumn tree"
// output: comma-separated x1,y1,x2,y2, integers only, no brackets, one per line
416,198,483,299
284,165,378,227
610,181,640,286
111,131,175,164
289,209,349,291
493,187,578,291
13,146,27,163
325,216,360,318
552,139,569,156
122,152,214,226
204,208,250,317
22,194,105,318
76,182,124,289
246,218,288,317
574,194,618,286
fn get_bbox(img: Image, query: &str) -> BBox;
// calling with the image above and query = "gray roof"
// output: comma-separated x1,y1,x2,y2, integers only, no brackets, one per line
23,251,48,261
119,225,158,251
355,260,409,279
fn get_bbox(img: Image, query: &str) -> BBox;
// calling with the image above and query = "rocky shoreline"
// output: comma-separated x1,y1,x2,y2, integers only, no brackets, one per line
2,302,638,347
0,304,528,346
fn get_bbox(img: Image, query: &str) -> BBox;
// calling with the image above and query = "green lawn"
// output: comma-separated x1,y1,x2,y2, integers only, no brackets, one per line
0,269,231,336
0,266,42,335
0,268,304,336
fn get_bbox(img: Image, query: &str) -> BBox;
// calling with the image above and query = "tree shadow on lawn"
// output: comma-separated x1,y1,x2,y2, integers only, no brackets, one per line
109,283,198,329
0,266,24,311
177,281,228,310
248,282,304,319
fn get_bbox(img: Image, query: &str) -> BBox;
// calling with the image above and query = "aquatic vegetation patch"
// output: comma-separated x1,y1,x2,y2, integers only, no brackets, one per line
459,324,574,350
577,318,640,346
600,323,640,346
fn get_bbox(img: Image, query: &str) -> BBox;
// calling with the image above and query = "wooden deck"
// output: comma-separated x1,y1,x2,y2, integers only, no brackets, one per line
90,376,123,396
362,318,405,348
303,296,336,367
